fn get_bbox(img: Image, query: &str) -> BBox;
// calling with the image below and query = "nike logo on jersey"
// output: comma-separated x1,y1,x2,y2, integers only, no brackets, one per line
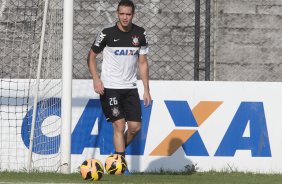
114,39,120,42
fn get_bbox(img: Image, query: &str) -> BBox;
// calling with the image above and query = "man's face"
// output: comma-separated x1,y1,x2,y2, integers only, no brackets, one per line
117,5,134,28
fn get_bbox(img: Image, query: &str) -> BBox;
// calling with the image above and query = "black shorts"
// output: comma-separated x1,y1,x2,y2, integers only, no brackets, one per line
100,88,142,122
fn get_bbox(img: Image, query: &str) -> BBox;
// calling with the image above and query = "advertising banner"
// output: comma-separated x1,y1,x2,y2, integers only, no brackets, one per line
2,80,282,173
70,80,282,173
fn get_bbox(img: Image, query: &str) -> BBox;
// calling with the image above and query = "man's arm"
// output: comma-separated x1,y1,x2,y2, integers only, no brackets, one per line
138,54,151,107
88,49,104,95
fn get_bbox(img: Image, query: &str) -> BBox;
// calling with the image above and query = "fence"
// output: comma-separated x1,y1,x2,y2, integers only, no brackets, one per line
73,0,213,81
1,0,282,81
73,0,282,82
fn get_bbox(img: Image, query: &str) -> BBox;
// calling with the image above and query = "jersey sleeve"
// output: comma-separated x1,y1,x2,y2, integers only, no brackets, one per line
139,30,149,55
91,30,107,54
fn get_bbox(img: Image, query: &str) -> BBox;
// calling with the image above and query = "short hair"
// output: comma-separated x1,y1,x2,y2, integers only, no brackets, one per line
117,0,135,13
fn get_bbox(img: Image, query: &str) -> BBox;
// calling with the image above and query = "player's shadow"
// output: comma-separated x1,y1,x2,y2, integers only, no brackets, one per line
145,138,195,173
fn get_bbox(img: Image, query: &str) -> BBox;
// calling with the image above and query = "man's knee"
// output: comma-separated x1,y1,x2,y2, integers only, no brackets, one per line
113,119,126,132
128,122,141,135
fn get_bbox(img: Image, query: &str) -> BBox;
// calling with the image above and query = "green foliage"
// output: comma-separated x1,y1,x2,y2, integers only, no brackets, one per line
0,171,282,184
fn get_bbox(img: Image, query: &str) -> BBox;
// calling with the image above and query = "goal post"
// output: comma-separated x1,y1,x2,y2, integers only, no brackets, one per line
0,0,72,173
61,0,73,174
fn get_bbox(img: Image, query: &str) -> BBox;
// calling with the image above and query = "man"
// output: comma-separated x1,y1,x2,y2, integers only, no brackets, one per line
88,0,151,171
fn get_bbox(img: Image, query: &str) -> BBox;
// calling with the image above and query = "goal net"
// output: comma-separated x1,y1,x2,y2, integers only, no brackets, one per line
0,0,63,172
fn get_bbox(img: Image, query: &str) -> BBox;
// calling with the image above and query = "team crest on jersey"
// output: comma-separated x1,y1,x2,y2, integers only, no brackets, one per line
111,107,120,117
132,35,140,46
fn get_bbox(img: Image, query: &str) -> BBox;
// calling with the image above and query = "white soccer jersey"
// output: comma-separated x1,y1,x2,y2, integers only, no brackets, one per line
91,23,149,89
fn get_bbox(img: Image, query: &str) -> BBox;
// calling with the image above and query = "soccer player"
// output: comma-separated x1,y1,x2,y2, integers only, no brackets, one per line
88,0,151,173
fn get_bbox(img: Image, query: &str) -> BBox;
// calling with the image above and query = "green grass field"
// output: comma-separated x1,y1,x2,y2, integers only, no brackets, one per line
0,172,282,184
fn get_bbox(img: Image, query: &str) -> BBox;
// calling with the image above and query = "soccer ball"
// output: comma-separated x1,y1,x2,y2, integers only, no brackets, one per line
104,154,127,175
80,158,104,181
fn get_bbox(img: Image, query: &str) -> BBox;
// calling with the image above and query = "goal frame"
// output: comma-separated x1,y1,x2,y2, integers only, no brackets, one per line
61,0,73,174
26,0,73,174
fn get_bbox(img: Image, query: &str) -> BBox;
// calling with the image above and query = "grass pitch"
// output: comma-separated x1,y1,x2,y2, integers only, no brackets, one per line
0,171,282,184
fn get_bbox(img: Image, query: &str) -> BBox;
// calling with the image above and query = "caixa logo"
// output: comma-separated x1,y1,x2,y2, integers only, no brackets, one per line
114,49,139,56
21,98,271,157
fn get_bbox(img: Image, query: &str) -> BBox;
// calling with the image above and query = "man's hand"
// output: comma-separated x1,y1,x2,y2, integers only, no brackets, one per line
93,78,104,95
143,91,152,107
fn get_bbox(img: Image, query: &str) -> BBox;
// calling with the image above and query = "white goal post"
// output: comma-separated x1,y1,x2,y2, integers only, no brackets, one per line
61,0,73,174
0,0,72,173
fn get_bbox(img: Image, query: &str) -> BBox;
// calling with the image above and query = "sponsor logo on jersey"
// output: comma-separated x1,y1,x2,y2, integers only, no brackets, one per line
114,49,139,56
132,35,140,46
94,32,106,47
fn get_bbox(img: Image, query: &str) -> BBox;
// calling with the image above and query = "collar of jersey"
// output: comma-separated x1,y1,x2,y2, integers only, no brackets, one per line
115,22,134,33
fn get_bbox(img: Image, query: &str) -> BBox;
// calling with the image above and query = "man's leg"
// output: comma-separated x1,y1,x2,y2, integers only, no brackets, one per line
122,121,140,175
112,118,126,156
124,121,141,148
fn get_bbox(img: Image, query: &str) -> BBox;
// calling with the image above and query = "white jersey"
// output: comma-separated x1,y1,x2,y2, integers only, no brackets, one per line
91,23,148,89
